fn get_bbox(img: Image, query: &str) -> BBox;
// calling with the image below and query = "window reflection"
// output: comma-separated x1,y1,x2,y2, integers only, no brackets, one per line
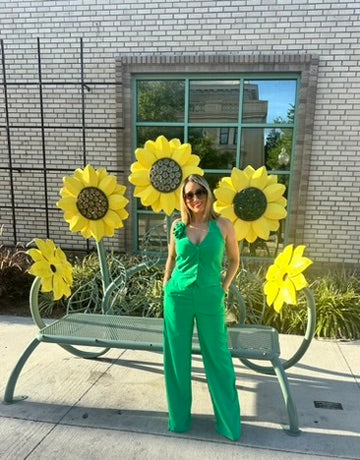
240,127,293,171
137,127,184,148
137,80,185,122
243,80,296,124
189,80,240,123
189,127,236,170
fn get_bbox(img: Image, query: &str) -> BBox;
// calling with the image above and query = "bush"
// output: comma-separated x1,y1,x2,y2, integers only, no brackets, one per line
2,246,359,340
0,244,33,304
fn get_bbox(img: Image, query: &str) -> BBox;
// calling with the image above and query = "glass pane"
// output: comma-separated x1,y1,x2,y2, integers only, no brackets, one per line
189,80,240,123
136,126,184,148
240,127,293,171
203,172,228,195
137,213,170,254
189,127,236,170
137,80,185,122
242,80,296,124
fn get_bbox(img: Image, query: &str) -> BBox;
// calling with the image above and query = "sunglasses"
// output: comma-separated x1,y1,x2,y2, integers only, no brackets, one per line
184,188,208,201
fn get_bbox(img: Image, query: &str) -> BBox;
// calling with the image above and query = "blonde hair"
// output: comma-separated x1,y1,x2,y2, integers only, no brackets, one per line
180,174,218,225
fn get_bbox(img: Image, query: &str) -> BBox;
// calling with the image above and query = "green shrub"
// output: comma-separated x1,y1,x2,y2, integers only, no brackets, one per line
0,244,33,303
3,245,360,340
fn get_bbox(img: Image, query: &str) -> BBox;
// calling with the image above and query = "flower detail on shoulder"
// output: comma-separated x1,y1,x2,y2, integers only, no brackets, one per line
173,221,186,239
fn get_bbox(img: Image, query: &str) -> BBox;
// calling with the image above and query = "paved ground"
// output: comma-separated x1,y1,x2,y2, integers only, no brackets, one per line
0,315,359,460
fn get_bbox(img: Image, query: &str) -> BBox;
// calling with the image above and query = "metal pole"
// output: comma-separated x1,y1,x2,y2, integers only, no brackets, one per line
37,37,50,238
1,39,17,244
80,37,90,253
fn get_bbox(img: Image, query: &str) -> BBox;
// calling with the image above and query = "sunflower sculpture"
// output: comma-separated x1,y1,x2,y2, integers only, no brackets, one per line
57,164,129,242
27,238,73,300
213,165,287,243
128,135,203,215
264,244,313,312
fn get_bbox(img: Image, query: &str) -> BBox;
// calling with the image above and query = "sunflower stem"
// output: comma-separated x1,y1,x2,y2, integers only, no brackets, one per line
96,240,111,292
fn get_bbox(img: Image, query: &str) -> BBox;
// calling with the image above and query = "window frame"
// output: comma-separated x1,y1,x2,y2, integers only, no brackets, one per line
117,55,319,257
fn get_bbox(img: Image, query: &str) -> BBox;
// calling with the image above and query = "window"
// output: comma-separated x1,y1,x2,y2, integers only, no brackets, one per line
133,76,298,257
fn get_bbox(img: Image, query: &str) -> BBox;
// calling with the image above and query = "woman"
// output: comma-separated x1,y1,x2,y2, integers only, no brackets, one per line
162,174,241,441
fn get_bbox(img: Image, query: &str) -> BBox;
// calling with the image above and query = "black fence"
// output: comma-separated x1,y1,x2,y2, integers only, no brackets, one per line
0,38,123,250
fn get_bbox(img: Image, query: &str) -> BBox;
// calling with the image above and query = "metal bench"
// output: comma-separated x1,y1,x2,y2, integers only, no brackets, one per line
3,262,316,436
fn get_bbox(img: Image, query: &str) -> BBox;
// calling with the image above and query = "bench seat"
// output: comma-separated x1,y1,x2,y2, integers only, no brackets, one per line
38,313,280,361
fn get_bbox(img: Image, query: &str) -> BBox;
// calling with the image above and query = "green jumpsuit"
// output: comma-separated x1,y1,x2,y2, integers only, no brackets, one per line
163,219,241,441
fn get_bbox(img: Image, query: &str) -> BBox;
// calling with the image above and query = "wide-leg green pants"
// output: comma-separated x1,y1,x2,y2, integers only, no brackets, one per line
163,282,241,441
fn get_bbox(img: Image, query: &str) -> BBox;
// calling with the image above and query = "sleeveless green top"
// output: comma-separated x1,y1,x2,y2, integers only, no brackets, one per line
171,219,225,290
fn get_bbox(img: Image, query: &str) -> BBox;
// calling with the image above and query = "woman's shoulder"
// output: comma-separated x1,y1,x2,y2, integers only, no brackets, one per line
172,218,187,239
214,216,234,239
215,216,232,230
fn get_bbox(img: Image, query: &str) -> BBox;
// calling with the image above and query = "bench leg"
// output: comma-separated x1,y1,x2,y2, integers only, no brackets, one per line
3,338,41,404
271,356,300,435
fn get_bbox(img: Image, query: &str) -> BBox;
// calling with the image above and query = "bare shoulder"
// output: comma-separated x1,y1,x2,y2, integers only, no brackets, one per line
171,217,182,230
215,217,234,237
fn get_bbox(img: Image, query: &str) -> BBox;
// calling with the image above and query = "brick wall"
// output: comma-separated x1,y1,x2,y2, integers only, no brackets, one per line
0,0,359,264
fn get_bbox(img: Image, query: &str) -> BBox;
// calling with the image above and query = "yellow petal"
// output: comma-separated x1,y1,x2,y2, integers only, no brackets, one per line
290,273,308,291
265,174,278,186
245,226,258,243
114,184,126,195
217,204,237,221
151,198,163,213
29,260,52,278
128,170,150,186
186,154,201,166
117,208,129,220
249,166,268,190
264,203,287,220
82,164,98,187
103,209,122,227
252,216,270,241
27,248,44,263
53,276,66,300
169,138,181,149
219,177,236,191
231,168,249,191
108,194,129,210
160,192,176,216
172,144,191,166
273,290,286,313
214,186,235,204
182,165,204,179
267,219,280,231
154,135,171,158
96,167,108,182
274,244,294,267
69,214,88,233
266,264,282,282
63,177,82,197
143,139,158,156
243,165,256,180
139,185,160,206
99,175,117,195
57,197,78,214
263,183,286,202
288,256,313,277
41,276,53,292
264,280,280,306
282,277,297,305
135,147,157,168
89,220,105,242
34,239,56,257
234,219,250,241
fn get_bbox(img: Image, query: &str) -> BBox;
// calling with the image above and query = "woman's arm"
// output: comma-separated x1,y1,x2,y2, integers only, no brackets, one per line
219,218,240,292
163,219,178,287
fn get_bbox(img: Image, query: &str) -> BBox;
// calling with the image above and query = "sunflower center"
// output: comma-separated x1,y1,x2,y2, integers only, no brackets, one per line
150,158,183,193
50,264,57,273
76,186,109,220
233,187,267,221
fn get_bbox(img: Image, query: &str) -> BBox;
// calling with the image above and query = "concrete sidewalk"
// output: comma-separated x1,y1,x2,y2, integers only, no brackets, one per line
0,315,359,460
